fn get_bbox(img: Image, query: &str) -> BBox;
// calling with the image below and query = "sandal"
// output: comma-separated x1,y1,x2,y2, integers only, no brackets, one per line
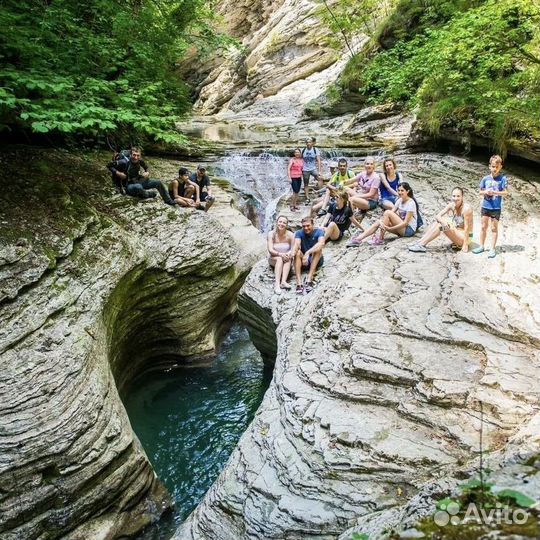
295,284,304,295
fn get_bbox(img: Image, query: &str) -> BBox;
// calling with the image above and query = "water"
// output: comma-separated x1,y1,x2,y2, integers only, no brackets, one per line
124,323,272,540
216,151,368,231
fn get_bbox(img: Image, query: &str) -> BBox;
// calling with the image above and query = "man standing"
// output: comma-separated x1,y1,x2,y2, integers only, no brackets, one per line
189,165,215,211
107,147,176,205
293,217,325,294
301,137,322,204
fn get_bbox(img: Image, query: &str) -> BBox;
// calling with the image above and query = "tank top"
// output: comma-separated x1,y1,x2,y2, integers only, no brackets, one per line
380,171,401,199
289,158,303,178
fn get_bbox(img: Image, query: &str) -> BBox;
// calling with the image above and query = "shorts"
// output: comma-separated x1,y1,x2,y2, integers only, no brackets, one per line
302,170,319,186
403,225,416,237
367,199,378,211
379,196,397,206
291,178,302,194
302,254,324,269
481,208,501,220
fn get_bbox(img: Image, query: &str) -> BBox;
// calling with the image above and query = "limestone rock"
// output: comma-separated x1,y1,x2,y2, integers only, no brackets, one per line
176,152,540,540
0,148,265,540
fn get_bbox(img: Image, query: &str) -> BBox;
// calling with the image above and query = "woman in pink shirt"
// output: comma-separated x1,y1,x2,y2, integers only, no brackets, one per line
288,148,303,211
347,156,381,214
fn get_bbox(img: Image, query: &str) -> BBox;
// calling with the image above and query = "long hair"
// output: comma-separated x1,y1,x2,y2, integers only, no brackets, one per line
273,215,289,241
399,182,421,217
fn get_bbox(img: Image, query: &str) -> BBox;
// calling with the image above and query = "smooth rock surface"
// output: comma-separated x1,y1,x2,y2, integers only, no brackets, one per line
0,148,265,540
176,152,540,540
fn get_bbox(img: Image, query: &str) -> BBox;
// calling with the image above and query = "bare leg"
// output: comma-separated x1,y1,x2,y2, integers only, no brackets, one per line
490,218,499,249
281,261,292,285
478,215,489,248
417,222,442,246
350,197,371,211
307,251,321,282
354,221,380,241
443,229,466,247
324,222,341,242
381,210,407,238
295,251,304,285
274,257,284,289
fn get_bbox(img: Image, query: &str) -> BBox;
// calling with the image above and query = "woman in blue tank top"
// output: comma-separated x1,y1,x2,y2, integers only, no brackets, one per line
379,158,401,210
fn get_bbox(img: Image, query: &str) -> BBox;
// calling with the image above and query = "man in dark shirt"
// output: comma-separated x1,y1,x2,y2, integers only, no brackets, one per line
189,165,215,211
107,147,176,205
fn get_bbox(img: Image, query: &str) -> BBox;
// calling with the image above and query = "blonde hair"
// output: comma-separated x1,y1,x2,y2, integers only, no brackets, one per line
489,155,503,167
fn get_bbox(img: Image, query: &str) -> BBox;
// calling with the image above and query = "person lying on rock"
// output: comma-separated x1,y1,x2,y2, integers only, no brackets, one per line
347,156,381,224
408,187,473,253
347,182,419,247
293,216,325,294
472,154,508,259
379,157,403,210
311,158,355,218
268,215,295,294
169,167,199,208
107,147,176,205
322,191,354,243
189,165,215,212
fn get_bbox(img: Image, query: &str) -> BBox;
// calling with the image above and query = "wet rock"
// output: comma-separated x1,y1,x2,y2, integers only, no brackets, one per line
177,152,540,540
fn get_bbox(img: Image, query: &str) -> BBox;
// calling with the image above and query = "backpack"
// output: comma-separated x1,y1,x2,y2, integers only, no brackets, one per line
413,199,424,231
302,147,319,158
110,149,132,193
112,148,132,164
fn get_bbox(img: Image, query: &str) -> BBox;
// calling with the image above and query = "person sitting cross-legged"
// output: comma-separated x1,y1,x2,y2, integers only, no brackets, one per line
293,217,325,294
347,182,419,247
169,167,199,208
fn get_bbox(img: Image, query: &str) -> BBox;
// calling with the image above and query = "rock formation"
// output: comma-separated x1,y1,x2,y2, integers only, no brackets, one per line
0,147,264,540
176,152,540,539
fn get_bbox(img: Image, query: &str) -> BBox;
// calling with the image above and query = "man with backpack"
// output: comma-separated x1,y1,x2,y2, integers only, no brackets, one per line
107,147,176,205
301,137,322,204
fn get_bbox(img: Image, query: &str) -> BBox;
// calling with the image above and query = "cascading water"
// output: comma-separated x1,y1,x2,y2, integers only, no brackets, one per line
217,152,289,231
216,151,361,231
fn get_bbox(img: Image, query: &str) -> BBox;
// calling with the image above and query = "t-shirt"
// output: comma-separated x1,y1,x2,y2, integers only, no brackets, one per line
354,171,380,200
302,147,320,172
294,228,325,253
480,174,507,211
190,172,211,192
396,198,417,230
380,172,401,200
289,158,303,178
327,201,353,233
329,170,354,189
107,158,148,182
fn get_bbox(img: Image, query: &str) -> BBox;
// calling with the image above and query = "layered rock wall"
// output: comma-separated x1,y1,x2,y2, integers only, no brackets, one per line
0,148,264,540
177,152,540,540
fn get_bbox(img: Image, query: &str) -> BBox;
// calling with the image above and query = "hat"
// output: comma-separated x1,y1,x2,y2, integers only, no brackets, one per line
329,161,338,168
197,164,207,171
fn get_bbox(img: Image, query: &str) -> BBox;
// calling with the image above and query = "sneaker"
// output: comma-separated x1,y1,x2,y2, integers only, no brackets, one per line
346,238,363,248
143,191,157,199
295,284,304,295
316,209,327,218
304,281,314,293
487,248,497,258
274,286,282,295
280,282,292,290
472,246,485,254
165,199,177,206
368,235,383,246
408,243,426,253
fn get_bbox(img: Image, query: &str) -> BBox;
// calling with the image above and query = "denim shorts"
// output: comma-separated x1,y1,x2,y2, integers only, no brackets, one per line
368,199,378,210
379,195,397,206
403,225,416,237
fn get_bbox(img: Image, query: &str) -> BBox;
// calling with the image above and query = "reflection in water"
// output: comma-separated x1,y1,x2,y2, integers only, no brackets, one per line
125,323,272,540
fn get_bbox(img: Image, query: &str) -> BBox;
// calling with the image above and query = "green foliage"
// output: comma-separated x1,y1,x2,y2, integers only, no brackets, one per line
351,533,369,540
0,0,234,144
322,0,539,155
494,489,536,508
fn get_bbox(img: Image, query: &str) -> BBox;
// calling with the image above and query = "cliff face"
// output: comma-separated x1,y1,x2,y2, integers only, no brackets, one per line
190,0,355,120
176,152,540,539
0,147,264,540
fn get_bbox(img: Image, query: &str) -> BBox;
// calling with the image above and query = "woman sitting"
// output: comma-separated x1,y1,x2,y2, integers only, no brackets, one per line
322,191,356,242
408,187,473,253
379,158,402,210
346,182,419,247
267,215,295,294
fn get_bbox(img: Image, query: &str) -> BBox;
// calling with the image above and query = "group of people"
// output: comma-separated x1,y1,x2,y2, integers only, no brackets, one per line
107,147,215,211
270,153,508,295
